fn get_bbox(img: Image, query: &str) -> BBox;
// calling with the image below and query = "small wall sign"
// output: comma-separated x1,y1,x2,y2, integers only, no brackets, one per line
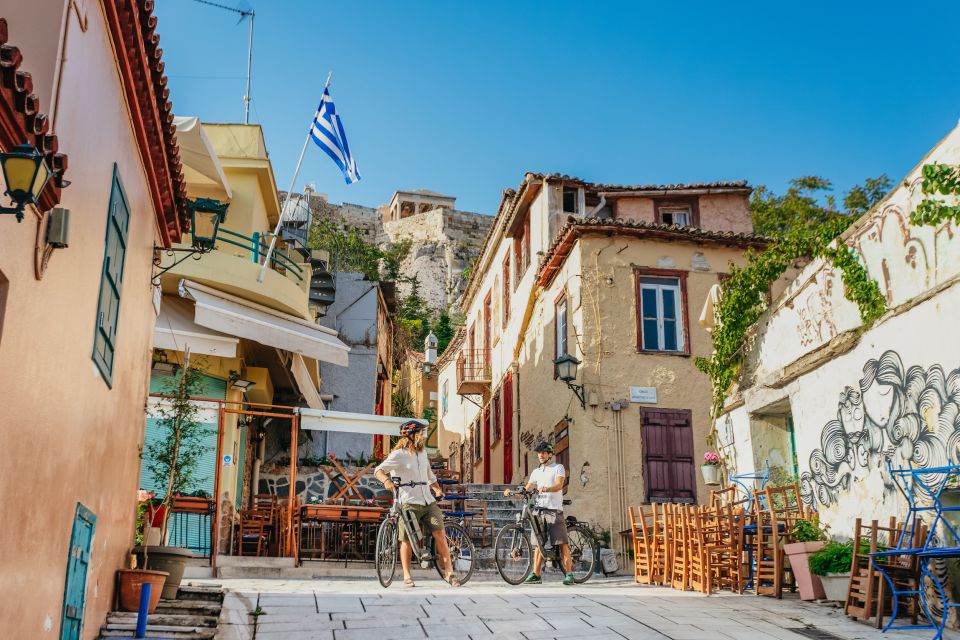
629,386,657,404
222,454,233,467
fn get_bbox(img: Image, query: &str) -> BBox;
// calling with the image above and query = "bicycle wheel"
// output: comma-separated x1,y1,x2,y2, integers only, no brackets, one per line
433,521,476,585
566,524,597,583
494,524,533,585
375,517,398,588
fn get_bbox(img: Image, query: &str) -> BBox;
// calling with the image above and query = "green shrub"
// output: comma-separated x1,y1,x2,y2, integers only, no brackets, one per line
791,517,827,543
808,541,854,576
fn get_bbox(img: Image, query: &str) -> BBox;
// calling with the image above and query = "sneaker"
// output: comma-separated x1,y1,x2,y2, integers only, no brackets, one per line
524,573,542,584
563,572,575,586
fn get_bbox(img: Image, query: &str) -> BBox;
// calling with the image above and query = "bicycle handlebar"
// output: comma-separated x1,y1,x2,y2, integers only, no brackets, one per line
389,477,428,488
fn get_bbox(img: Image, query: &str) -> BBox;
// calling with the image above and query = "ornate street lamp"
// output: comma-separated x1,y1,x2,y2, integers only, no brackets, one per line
0,143,52,222
152,198,228,283
553,353,585,409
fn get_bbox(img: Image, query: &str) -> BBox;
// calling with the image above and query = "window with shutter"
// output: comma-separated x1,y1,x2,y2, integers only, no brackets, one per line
641,408,696,504
92,165,130,386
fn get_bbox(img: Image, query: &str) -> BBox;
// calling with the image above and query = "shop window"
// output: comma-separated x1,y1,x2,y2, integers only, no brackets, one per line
634,268,690,355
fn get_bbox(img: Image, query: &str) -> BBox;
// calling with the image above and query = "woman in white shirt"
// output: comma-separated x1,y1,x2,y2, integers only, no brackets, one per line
374,420,460,587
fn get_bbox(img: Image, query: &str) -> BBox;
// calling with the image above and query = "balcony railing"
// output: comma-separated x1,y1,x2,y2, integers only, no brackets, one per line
456,349,491,395
218,228,306,282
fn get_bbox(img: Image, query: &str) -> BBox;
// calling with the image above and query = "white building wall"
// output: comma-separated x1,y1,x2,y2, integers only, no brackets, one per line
717,123,960,538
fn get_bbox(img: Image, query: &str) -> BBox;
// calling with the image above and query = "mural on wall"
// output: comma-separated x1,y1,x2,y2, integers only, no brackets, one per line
800,350,960,509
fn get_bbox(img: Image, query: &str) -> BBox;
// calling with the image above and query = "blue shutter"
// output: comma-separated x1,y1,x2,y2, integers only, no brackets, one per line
92,165,129,385
60,503,96,640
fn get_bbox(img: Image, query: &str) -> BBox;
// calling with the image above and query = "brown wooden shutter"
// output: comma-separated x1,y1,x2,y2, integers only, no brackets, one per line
641,408,696,504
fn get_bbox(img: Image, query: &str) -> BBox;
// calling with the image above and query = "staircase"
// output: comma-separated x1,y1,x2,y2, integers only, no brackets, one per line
452,483,522,572
98,584,223,639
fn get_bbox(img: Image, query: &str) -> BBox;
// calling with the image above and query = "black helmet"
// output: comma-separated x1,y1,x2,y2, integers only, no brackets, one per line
399,419,426,437
533,440,554,454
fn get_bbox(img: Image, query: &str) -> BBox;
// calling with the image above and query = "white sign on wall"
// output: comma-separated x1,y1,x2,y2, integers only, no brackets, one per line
629,386,657,404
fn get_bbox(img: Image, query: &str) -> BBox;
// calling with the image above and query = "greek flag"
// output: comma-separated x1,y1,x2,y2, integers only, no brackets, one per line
310,87,361,184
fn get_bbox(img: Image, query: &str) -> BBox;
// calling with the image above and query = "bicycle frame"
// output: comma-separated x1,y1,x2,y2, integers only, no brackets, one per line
513,490,565,560
386,479,436,564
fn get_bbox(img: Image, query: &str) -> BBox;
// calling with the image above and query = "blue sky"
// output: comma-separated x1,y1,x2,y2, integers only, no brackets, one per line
155,1,960,215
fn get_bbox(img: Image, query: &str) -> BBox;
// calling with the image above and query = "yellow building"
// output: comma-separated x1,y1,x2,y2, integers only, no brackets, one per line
148,120,349,554
436,173,767,559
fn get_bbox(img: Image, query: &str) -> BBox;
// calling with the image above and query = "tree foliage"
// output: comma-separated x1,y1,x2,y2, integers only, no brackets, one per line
750,175,892,237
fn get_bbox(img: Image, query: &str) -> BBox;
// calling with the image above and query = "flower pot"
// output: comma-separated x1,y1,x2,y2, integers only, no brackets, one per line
700,464,722,485
133,545,194,600
784,541,826,600
820,572,850,602
118,569,168,613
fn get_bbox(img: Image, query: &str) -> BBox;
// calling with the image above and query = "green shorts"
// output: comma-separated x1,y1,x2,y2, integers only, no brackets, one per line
398,502,445,541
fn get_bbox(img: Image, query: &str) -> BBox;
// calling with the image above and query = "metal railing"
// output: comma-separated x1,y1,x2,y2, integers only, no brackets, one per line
218,228,305,282
456,349,491,384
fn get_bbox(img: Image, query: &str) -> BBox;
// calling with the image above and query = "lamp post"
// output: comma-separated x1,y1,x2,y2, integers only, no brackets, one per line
0,143,52,222
553,353,585,409
152,198,228,284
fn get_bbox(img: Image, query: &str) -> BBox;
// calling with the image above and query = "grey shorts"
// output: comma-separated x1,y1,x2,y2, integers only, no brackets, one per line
532,509,568,547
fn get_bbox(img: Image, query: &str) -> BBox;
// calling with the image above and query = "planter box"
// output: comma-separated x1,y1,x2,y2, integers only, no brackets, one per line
701,464,722,485
118,569,168,613
133,545,194,600
784,541,826,601
820,572,850,602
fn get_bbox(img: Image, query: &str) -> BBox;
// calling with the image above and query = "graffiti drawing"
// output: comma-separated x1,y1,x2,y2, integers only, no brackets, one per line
800,350,960,510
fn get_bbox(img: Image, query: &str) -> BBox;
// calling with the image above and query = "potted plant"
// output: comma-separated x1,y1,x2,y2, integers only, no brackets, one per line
809,540,856,601
134,362,206,599
118,490,168,613
784,516,828,600
701,451,722,485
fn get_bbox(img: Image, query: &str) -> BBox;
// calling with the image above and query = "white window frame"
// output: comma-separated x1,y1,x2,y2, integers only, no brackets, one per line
659,206,691,227
555,297,568,357
639,277,684,352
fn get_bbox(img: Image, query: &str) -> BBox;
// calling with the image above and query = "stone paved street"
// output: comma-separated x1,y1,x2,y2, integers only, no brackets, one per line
207,576,959,640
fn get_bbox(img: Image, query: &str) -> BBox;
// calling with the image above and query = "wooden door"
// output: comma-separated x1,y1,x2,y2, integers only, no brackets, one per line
61,503,96,640
641,408,696,503
483,407,491,483
503,371,513,484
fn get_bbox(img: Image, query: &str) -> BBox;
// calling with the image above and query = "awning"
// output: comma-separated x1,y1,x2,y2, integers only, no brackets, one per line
298,409,423,436
178,280,350,366
699,283,723,333
289,353,324,410
173,116,232,201
154,295,239,357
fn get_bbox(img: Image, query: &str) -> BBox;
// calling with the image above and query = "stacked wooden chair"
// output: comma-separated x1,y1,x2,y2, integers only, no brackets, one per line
753,483,805,598
628,504,665,585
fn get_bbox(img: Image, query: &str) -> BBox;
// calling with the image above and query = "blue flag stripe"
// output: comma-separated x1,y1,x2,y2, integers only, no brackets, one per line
309,87,361,185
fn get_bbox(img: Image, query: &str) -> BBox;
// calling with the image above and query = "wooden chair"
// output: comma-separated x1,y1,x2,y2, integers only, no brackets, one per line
463,500,494,547
687,507,711,594
667,504,690,591
753,483,805,598
628,504,664,585
710,485,740,508
706,503,746,593
237,508,271,556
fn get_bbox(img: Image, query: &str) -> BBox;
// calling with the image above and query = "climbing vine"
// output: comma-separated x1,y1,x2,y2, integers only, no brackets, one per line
910,163,960,227
696,216,887,416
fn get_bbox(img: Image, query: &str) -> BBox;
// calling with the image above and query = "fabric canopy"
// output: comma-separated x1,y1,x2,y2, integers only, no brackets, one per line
154,295,239,357
178,280,350,366
297,408,422,436
173,116,232,201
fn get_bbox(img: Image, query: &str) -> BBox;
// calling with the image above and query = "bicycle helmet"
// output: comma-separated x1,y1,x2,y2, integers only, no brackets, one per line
399,419,427,437
533,440,554,454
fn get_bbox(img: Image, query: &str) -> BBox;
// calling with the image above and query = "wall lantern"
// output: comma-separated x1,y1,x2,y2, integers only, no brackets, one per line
152,198,228,284
553,353,585,409
423,331,438,378
229,369,256,393
0,143,52,222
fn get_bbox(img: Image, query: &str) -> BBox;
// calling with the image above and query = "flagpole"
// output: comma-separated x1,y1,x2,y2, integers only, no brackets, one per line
258,71,333,284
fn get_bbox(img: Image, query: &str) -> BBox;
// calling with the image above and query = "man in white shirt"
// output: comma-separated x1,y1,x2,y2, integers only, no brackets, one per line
504,440,575,585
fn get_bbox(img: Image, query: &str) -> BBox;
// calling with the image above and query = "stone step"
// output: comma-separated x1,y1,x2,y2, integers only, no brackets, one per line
176,585,225,603
106,612,218,628
154,599,222,617
99,623,216,639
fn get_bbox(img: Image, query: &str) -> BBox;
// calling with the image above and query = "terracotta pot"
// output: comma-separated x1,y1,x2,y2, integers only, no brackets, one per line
700,464,722,485
118,569,168,613
132,545,194,599
784,541,826,600
820,572,850,601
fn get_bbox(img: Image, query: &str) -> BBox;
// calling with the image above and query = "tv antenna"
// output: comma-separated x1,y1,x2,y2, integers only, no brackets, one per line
190,0,256,124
